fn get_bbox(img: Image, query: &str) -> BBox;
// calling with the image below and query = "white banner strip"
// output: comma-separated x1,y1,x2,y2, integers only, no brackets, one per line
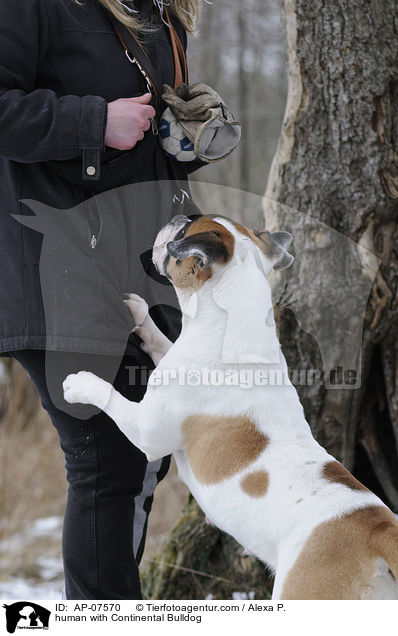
1,599,396,635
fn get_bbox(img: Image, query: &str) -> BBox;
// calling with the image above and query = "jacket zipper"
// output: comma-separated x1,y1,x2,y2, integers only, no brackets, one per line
86,197,102,250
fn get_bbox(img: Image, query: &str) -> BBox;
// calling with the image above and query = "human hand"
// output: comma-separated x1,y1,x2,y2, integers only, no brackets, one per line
104,93,156,150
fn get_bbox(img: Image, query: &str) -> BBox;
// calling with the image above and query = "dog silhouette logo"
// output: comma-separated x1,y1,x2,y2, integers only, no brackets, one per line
2,602,50,633
12,183,182,358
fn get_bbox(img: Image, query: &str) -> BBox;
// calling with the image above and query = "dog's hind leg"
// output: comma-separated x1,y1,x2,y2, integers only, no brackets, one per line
273,507,398,600
124,293,172,364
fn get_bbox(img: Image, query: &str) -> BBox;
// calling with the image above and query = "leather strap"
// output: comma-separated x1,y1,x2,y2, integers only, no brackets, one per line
107,11,162,112
164,8,188,89
106,7,188,116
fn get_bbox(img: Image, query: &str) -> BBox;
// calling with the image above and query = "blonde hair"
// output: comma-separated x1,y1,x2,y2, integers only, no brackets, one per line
79,0,201,34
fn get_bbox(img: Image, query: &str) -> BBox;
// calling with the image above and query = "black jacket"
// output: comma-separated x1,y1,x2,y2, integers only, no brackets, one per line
0,0,201,356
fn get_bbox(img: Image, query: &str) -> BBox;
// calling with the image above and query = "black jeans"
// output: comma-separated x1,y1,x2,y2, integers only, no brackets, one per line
10,347,170,599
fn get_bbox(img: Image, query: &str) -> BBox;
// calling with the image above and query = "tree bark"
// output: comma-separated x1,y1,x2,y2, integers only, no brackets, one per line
264,0,398,505
142,0,398,599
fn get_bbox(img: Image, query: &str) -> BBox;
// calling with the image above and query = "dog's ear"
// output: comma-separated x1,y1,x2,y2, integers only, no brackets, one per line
11,200,62,234
140,249,172,286
255,230,294,271
167,231,230,270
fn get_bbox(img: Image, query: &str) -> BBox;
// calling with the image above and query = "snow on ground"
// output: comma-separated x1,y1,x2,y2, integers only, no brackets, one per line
0,577,63,600
29,516,62,538
0,516,64,600
232,591,256,600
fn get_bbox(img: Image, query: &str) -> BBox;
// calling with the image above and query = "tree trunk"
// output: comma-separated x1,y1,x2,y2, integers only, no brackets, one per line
264,0,398,505
142,0,398,599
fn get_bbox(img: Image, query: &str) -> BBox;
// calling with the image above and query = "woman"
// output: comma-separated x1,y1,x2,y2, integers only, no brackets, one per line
0,0,203,599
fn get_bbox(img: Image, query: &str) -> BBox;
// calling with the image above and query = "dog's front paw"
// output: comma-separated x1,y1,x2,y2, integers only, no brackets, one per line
63,371,112,410
124,293,149,330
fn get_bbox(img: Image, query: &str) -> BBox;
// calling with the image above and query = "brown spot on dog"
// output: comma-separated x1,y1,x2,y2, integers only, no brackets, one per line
240,471,269,497
167,255,212,291
323,460,369,492
281,506,398,599
234,222,265,250
185,216,235,263
166,217,235,290
182,415,269,485
234,222,252,239
234,222,275,257
185,217,235,263
234,222,294,270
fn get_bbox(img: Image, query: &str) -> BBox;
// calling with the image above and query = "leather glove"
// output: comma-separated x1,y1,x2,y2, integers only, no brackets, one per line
161,82,241,162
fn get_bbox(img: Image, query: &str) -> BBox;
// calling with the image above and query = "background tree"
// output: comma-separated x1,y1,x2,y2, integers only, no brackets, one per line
264,0,398,503
142,0,398,599
189,0,288,199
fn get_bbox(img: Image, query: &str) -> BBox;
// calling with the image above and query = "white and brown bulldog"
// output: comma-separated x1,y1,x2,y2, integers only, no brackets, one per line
63,214,398,600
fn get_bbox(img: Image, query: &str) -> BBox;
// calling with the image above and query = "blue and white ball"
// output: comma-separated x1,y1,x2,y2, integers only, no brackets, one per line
159,108,197,162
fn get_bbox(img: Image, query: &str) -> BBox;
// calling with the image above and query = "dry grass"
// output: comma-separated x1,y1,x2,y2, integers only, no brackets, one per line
0,361,67,542
0,359,188,585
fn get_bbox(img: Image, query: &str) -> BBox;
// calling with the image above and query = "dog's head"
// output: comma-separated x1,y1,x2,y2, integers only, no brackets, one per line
152,214,294,291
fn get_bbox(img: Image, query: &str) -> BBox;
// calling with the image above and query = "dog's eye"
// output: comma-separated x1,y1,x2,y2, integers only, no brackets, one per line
176,259,181,266
212,230,220,237
174,227,186,240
